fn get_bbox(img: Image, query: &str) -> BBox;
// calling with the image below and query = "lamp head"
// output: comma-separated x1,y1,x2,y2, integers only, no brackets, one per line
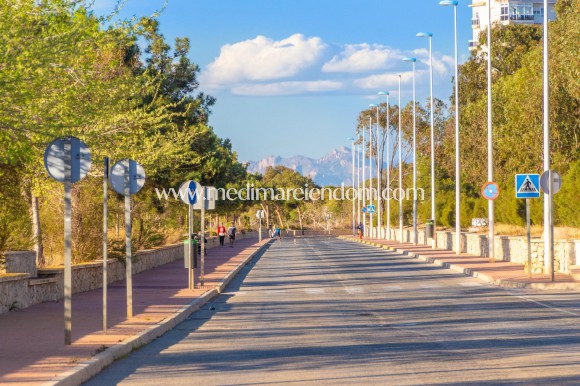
377,91,389,96
439,0,458,6
402,57,417,63
416,32,433,38
369,103,378,108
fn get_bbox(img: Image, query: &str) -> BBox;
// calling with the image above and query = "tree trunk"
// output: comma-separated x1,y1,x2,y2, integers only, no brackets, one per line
260,203,270,228
274,207,284,230
31,195,44,266
297,205,305,235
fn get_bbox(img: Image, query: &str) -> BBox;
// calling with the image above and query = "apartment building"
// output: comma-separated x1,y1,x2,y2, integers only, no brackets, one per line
470,0,557,50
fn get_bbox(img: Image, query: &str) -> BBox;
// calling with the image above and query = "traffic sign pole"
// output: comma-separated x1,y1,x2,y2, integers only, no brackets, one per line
124,166,133,318
103,157,109,335
64,140,72,346
259,216,262,243
526,198,532,277
188,202,194,290
200,187,206,287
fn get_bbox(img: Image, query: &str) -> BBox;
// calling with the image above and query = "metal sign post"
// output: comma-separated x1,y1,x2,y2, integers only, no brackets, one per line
179,180,199,290
256,210,264,242
43,136,91,345
200,186,206,287
103,157,109,334
515,174,541,277
63,141,72,345
110,159,146,318
481,181,500,262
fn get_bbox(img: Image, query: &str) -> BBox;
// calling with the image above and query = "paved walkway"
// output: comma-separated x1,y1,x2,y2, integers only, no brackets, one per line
340,236,580,290
0,237,268,385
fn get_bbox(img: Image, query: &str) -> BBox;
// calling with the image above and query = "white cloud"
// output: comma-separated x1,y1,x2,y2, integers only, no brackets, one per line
353,71,420,90
231,81,343,96
199,33,454,97
201,34,327,89
322,44,404,73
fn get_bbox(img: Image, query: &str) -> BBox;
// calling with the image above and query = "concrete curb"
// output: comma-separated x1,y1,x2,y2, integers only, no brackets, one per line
46,240,273,386
339,236,580,291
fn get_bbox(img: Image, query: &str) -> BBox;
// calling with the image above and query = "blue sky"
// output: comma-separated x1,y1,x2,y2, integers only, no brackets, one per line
95,0,473,162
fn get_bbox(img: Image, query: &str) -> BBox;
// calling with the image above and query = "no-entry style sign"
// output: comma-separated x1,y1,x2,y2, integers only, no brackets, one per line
109,159,146,195
481,181,500,200
44,137,91,183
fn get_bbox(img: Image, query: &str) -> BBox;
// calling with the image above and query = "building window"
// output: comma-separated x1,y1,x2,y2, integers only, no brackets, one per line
500,4,509,21
510,3,534,21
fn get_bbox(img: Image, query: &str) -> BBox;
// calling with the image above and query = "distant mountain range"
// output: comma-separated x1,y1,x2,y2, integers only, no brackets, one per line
246,146,361,187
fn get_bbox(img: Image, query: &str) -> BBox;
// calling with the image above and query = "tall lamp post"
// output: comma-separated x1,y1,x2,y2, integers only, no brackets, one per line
542,0,553,279
362,122,366,236
403,57,417,245
378,92,390,239
440,0,461,255
348,137,356,236
369,104,381,238
368,116,374,237
417,32,436,248
484,0,495,262
398,74,403,242
356,136,361,229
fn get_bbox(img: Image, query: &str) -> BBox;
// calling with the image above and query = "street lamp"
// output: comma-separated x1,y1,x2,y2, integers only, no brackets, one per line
370,103,380,238
357,137,361,229
398,74,403,241
542,0,553,279
440,0,462,255
417,31,437,248
347,137,356,236
368,114,374,237
484,0,495,262
378,91,390,240
362,120,366,236
403,57,417,245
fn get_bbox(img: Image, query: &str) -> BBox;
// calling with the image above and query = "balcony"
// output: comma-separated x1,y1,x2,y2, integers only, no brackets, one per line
468,40,479,50
510,14,535,21
472,18,481,28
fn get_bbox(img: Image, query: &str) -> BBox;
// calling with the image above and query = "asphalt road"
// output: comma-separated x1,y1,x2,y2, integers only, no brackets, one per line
85,237,580,385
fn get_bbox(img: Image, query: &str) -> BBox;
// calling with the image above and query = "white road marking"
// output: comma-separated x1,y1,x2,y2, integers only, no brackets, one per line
344,287,364,294
305,288,326,294
459,282,483,287
420,284,442,289
384,285,404,291
513,294,580,317
222,291,247,295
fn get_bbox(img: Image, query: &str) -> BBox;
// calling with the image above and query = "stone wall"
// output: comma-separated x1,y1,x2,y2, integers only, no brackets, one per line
385,228,577,274
0,232,256,314
3,251,37,277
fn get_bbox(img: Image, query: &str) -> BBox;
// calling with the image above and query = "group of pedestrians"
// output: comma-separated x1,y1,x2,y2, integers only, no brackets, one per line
217,223,237,247
269,225,282,240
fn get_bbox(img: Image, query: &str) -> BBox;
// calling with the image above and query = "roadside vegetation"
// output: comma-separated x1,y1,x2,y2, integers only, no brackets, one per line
0,0,578,267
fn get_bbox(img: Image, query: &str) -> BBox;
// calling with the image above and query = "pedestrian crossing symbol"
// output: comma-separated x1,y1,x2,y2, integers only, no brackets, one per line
515,174,540,199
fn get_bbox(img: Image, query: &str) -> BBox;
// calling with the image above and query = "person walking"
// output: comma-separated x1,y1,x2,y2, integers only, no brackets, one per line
275,226,281,240
217,224,226,246
227,224,237,248
357,222,364,239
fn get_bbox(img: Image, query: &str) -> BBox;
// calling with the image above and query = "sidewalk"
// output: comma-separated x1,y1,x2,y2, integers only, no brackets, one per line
340,236,580,291
0,237,270,385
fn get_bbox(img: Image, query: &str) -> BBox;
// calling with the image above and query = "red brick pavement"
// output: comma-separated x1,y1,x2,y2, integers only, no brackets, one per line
0,237,268,385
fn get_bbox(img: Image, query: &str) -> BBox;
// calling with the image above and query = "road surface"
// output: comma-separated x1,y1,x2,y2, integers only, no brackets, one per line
86,237,580,385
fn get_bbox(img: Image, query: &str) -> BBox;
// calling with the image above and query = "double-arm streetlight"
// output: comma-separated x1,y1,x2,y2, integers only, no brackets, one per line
439,0,461,255
417,31,436,248
378,92,390,239
402,57,418,245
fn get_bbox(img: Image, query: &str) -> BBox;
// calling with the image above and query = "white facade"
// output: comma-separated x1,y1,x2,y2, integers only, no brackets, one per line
470,0,557,50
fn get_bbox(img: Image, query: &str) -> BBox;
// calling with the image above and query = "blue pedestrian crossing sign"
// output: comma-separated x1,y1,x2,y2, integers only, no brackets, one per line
366,205,376,214
362,207,367,213
515,174,540,199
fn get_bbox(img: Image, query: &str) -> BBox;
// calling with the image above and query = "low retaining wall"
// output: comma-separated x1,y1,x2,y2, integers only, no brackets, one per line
0,232,256,314
384,228,578,274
